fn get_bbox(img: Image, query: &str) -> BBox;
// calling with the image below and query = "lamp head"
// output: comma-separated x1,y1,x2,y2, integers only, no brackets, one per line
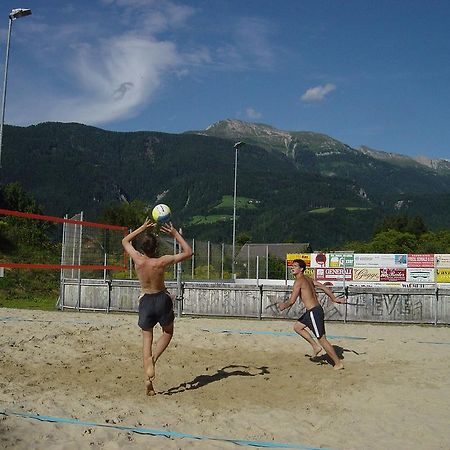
234,141,245,149
10,8,32,20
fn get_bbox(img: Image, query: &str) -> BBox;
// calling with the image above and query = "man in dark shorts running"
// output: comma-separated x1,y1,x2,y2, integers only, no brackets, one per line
122,218,193,395
278,259,345,370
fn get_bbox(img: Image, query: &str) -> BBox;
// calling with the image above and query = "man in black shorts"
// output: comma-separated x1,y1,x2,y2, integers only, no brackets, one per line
122,218,193,395
278,259,345,370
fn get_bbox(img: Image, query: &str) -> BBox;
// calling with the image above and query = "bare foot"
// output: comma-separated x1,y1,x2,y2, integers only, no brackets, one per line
333,361,344,371
145,378,156,396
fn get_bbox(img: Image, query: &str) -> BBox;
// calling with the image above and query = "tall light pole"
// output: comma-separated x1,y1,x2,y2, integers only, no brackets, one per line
0,8,32,169
231,141,245,279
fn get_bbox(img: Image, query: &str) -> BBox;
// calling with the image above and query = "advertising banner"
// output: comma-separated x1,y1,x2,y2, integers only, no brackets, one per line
310,252,328,268
401,282,435,288
436,268,450,283
406,268,435,282
286,254,311,266
353,268,380,282
435,254,450,268
380,268,407,282
315,267,352,282
407,254,434,268
354,254,407,268
328,253,355,268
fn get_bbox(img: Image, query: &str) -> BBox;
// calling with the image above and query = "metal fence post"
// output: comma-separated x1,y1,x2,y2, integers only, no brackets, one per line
256,255,259,283
434,286,439,326
221,243,224,279
191,238,195,280
207,241,211,280
258,284,263,320
247,245,250,278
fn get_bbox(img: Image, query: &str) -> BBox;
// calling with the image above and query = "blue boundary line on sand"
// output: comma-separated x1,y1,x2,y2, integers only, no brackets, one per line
201,328,367,341
0,316,91,325
0,410,333,450
417,341,450,346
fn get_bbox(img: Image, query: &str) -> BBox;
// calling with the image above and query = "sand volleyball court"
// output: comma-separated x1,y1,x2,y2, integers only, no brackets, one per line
1,307,449,449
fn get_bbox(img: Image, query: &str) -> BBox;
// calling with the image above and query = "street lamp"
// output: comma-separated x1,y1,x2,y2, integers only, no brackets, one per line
0,8,32,168
231,141,245,279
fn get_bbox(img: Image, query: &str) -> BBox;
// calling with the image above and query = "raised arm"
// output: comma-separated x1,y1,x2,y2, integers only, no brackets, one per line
313,280,345,304
160,223,193,264
121,218,155,259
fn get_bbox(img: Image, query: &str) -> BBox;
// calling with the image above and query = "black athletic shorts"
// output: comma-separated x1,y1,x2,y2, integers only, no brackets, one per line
138,291,174,330
298,304,325,338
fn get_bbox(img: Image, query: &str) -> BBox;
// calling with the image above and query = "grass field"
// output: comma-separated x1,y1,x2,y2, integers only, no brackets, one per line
308,206,372,214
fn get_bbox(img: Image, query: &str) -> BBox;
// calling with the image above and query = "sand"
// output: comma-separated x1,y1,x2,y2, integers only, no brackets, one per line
1,307,449,449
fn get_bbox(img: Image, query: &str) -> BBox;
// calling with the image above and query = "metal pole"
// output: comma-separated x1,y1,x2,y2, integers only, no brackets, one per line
59,216,68,310
266,245,269,279
232,145,238,279
231,141,245,279
207,240,210,280
103,253,107,282
343,256,348,323
221,243,224,280
191,238,195,279
0,17,12,169
128,228,132,278
256,255,259,283
247,244,250,278
76,211,84,310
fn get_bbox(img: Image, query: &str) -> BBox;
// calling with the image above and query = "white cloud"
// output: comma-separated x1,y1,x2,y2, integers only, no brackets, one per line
301,83,336,102
44,36,181,125
246,107,262,120
5,1,277,127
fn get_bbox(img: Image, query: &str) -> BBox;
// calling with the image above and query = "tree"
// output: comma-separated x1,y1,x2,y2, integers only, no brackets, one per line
267,255,285,279
100,200,148,230
0,182,52,247
374,214,427,237
364,230,418,253
416,230,450,253
1,182,42,213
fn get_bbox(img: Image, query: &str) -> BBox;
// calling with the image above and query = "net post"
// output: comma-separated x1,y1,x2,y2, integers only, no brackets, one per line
76,211,84,311
59,215,68,310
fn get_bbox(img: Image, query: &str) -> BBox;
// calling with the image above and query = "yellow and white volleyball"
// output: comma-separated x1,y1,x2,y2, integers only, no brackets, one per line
151,204,171,223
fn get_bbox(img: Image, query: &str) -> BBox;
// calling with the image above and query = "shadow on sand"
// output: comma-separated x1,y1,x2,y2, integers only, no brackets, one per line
162,364,269,395
308,345,365,366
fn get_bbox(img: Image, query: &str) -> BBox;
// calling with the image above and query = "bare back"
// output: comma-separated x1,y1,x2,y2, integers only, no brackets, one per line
132,253,179,293
122,220,193,295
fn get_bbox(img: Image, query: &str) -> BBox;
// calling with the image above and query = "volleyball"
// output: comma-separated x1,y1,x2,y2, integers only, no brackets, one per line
151,204,171,223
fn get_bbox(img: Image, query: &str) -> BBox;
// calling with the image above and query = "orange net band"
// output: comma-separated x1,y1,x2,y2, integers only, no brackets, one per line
0,209,128,231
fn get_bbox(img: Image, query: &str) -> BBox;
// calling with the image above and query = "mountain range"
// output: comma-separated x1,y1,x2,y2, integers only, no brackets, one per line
1,119,449,249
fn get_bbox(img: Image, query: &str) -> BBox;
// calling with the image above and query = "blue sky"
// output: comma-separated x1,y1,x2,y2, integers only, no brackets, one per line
1,0,449,159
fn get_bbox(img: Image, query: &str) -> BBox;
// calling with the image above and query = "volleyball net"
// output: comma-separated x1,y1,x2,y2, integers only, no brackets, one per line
0,209,128,273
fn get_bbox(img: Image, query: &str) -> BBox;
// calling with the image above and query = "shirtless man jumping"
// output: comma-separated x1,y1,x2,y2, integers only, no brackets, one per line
278,259,345,370
122,218,193,395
